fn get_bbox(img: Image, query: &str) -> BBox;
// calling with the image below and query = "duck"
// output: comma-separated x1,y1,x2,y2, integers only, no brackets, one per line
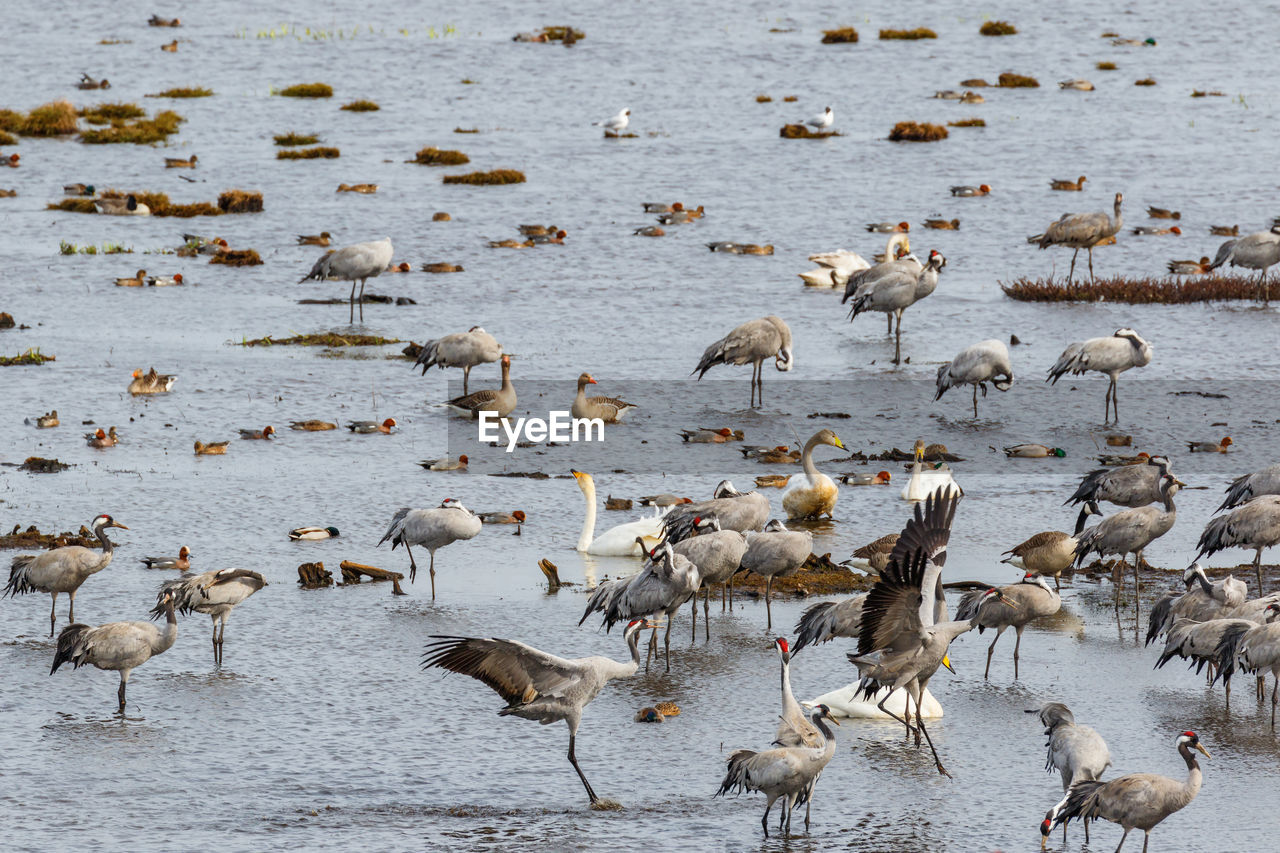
347,418,397,434
446,355,516,419
128,367,176,395
1105,434,1132,447
289,526,340,540
0,188,17,197
572,373,637,423
1097,451,1150,466
487,238,535,249
866,221,911,234
634,707,665,723
950,184,991,197
636,495,691,512
754,474,791,489
1209,225,1239,237
634,225,665,237
297,232,332,246
1059,79,1095,91
679,427,741,443
419,455,469,471
572,470,664,556
959,91,985,103
0,153,19,168
1050,175,1087,191
605,496,633,511
782,428,845,520
337,183,377,193
1004,444,1067,458
289,420,337,431
1112,37,1157,46
518,224,558,236
529,229,567,244
149,15,181,26
194,440,229,455
114,269,147,287
1132,225,1181,236
1187,436,1231,453
759,447,801,464
86,427,118,448
924,218,960,230
837,470,892,486
478,510,526,524
164,155,197,168
1146,206,1181,220
740,445,788,459
422,262,464,273
933,90,964,100
161,40,179,52
385,261,412,272
77,73,110,89
657,206,705,225
139,546,191,570
902,438,960,501
63,183,95,196
1167,256,1213,275
95,195,150,216
146,273,184,286
642,202,677,213
848,532,898,571
238,425,276,440
740,243,774,255
32,410,59,428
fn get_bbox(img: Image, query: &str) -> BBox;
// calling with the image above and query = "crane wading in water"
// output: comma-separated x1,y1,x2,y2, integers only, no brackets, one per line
299,236,394,323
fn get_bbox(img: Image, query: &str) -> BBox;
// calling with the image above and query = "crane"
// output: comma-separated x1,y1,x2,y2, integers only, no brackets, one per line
5,514,128,635
1146,563,1247,646
672,515,747,637
1029,702,1112,847
740,520,812,631
1196,495,1280,595
845,250,946,365
1219,462,1280,511
934,338,1014,417
1036,192,1124,282
412,326,502,395
378,499,482,598
773,638,824,831
692,315,793,408
154,568,268,664
955,573,1062,679
51,589,178,713
422,618,653,804
662,480,770,546
1208,225,1280,303
1047,328,1152,422
1067,455,1174,513
1214,604,1280,727
298,236,394,323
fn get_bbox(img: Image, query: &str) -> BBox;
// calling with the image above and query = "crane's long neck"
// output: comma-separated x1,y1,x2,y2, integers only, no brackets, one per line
1112,198,1124,234
1193,571,1215,597
1162,487,1178,514
800,435,822,486
812,713,838,757
1177,743,1204,802
577,477,597,551
780,655,798,711
95,523,116,554
617,626,643,678
156,597,179,652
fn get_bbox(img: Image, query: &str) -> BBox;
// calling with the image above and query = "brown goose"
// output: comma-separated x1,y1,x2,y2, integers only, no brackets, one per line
447,354,516,419
571,373,637,423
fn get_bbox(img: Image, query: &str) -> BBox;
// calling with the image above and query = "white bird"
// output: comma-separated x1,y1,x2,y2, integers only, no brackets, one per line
572,470,665,556
377,499,482,598
592,107,630,135
800,233,908,288
422,618,654,804
1037,192,1124,282
412,326,502,395
693,316,793,408
1046,328,1152,422
781,429,845,520
845,249,946,365
716,704,839,837
741,520,812,630
1208,225,1280,302
1030,702,1112,848
934,339,1014,417
51,588,178,712
298,236,394,323
154,568,268,665
902,439,960,502
5,514,128,636
804,106,833,130
1197,495,1280,595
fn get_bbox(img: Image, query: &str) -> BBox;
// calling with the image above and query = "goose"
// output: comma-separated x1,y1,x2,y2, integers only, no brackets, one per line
781,429,845,520
446,355,516,419
5,514,128,635
848,532,898,571
1002,519,1090,590
571,373,637,423
902,439,959,501
572,471,664,556
128,367,176,395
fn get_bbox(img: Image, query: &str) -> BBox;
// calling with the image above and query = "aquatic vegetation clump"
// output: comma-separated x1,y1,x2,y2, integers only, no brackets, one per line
959,78,989,87
0,348,55,366
1001,274,1271,304
218,189,264,213
755,94,772,103
161,202,223,217
274,132,320,146
276,82,333,98
413,146,470,165
1097,61,1117,70
148,87,214,98
209,249,263,266
0,110,23,132
79,102,147,122
889,121,948,142
998,72,1040,88
0,129,15,145
821,27,858,43
779,124,841,139
48,198,99,213
980,21,1017,36
277,146,340,159
879,28,936,40
59,241,132,254
442,169,526,185
1135,78,1157,86
947,118,985,127
453,127,479,134
340,99,380,111
541,26,584,41
19,100,78,136
240,332,402,347
79,110,184,144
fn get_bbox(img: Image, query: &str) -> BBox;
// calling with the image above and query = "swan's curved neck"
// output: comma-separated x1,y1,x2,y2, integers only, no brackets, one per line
885,232,907,259
800,435,823,485
577,477,597,551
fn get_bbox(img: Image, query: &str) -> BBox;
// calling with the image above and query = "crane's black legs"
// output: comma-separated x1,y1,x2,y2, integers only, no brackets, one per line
765,576,774,630
1013,626,1025,679
566,733,598,803
972,384,979,418
703,588,711,641
664,618,672,672
985,633,1000,680
117,672,129,713
875,690,916,738
404,543,418,583
1088,247,1096,282
68,590,77,624
429,551,436,599
49,593,58,637
358,277,367,322
893,311,904,365
886,312,893,335
348,280,357,323
1067,248,1079,283
462,365,471,395
1254,548,1264,596
913,694,951,778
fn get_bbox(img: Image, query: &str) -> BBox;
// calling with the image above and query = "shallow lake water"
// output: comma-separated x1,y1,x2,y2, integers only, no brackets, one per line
3,2,1279,850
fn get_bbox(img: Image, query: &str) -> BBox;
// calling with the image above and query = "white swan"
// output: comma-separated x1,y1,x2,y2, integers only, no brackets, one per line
902,439,960,502
781,429,844,519
572,470,665,556
800,233,909,288
803,682,943,720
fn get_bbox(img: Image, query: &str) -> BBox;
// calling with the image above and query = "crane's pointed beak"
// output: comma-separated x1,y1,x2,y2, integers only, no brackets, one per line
111,522,130,530
942,654,955,674
827,715,841,726
1195,743,1211,759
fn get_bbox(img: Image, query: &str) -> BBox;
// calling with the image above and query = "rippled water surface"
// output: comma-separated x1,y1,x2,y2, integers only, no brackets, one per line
3,1,1280,850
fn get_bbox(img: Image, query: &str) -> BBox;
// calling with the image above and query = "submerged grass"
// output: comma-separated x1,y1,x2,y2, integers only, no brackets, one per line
1097,61,1117,70
879,27,936,40
277,146,340,159
340,99,380,111
79,102,146,121
79,110,184,144
960,78,989,87
0,109,22,132
148,87,214,98
210,249,263,266
442,169,525,185
1135,78,1157,86
947,118,986,127
889,121,948,141
980,20,1017,36
48,198,99,213
240,332,402,347
0,348,55,366
218,189,263,213
0,129,16,145
19,100,78,136
1002,274,1272,304
821,27,858,43
276,82,333,98
412,146,470,165
274,132,320,146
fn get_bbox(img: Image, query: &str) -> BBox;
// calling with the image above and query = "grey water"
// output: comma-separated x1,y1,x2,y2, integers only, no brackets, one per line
2,1,1279,850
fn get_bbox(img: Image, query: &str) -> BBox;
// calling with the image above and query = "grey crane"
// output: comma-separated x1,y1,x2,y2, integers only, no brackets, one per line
5,514,128,635
848,488,996,776
1146,563,1248,646
1219,462,1280,511
422,618,653,804
844,249,946,365
51,589,178,712
1196,494,1280,595
298,236,394,323
1156,617,1257,704
378,499,482,598
412,326,502,394
579,541,700,672
716,704,839,837
692,315,793,408
741,520,812,631
1208,225,1280,302
773,637,824,831
673,515,747,637
1045,731,1208,852
445,354,516,419
1037,191,1124,282
1075,476,1180,619
840,246,923,334
1029,702,1113,847
1214,603,1280,726
956,573,1062,679
1067,455,1174,518
792,592,867,653
934,338,1014,417
153,568,267,664
662,480,770,546
1047,327,1152,422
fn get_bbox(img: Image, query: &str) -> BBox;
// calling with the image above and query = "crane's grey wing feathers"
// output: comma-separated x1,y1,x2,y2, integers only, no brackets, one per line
422,636,583,707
